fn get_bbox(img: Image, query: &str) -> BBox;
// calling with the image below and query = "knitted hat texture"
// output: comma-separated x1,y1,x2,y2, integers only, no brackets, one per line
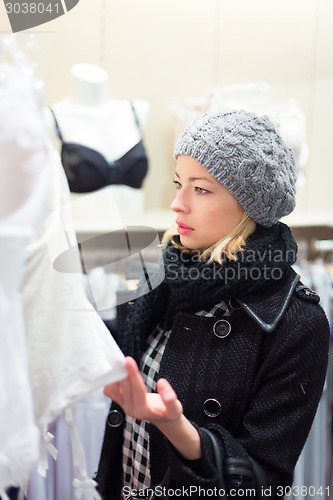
174,110,296,227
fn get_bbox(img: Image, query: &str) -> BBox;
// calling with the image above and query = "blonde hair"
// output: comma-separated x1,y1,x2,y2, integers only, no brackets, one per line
162,212,256,264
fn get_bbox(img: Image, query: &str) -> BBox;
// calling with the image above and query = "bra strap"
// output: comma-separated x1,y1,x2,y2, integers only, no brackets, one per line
49,107,64,143
130,101,143,137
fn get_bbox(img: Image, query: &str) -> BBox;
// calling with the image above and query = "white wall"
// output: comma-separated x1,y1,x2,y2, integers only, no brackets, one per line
1,0,332,214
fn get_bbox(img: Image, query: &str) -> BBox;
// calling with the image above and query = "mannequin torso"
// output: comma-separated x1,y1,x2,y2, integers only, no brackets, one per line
45,63,150,223
49,63,149,162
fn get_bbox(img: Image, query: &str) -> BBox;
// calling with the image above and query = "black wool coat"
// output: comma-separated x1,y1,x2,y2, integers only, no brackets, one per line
96,269,330,499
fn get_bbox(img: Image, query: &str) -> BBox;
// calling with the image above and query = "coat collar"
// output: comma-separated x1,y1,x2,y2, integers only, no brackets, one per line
236,269,300,333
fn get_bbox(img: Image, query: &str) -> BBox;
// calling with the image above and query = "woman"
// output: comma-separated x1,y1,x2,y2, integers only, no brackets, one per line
95,111,330,499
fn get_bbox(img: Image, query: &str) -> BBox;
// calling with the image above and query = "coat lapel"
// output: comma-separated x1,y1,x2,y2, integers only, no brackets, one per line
236,270,300,333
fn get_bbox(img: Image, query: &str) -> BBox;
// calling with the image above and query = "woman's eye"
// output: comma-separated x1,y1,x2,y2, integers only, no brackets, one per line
195,186,209,194
173,180,181,189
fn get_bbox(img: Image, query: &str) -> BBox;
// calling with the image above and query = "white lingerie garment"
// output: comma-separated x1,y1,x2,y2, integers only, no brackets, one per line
0,234,40,498
21,145,127,500
0,60,51,496
0,53,127,498
21,145,127,434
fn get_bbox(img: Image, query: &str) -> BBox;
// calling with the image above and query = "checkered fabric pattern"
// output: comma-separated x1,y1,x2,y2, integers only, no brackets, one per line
122,300,231,490
122,325,170,490
195,300,230,318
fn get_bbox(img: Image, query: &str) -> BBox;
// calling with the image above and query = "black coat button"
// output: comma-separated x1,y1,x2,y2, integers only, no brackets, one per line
203,398,222,417
107,410,123,427
229,298,241,310
213,319,231,338
295,285,320,304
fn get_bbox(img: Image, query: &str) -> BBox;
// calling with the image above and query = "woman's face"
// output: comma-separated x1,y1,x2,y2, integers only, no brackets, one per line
170,155,244,251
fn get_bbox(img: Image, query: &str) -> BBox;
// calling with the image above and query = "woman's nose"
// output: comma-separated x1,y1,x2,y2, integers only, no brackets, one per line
170,190,190,213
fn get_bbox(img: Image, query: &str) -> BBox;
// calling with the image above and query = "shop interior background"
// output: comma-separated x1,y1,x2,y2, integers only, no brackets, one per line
0,0,333,218
1,1,333,499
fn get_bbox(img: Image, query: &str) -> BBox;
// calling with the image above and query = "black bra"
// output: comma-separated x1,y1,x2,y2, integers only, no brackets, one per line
50,103,148,193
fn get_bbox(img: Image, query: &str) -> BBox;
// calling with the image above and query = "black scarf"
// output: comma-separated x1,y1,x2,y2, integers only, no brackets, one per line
122,222,298,362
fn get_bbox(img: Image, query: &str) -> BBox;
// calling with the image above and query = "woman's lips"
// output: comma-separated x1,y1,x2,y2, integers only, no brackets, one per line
176,220,195,235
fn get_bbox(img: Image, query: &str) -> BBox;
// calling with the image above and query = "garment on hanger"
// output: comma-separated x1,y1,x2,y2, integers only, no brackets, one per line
0,233,39,500
49,103,148,193
22,143,127,435
0,41,50,497
0,35,127,500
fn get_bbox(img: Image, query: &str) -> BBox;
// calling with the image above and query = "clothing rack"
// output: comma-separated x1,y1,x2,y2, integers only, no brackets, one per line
282,213,333,499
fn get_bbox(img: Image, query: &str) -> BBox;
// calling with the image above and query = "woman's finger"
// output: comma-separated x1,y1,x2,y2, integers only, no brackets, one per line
157,378,183,420
103,382,118,399
124,356,157,418
125,357,147,399
103,385,114,399
103,380,124,403
118,374,133,409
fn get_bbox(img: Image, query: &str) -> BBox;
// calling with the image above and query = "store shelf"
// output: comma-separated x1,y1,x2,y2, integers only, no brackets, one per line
282,209,333,230
73,209,175,237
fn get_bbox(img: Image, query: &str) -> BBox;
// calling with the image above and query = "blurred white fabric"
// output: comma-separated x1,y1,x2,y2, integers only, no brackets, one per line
0,36,126,499
27,390,110,500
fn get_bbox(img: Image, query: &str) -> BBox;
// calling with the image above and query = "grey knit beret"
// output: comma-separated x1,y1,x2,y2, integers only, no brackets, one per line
174,110,296,227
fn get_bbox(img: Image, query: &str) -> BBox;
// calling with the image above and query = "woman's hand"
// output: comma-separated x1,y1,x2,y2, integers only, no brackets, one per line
103,356,202,460
103,356,183,425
